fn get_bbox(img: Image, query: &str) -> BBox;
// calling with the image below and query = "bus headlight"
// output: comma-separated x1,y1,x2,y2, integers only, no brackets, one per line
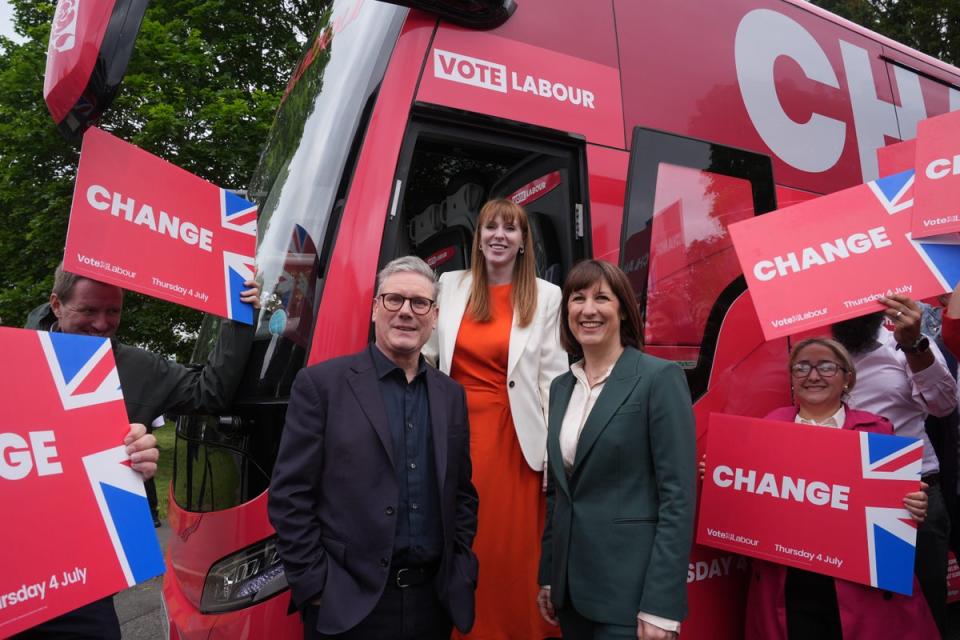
200,536,288,613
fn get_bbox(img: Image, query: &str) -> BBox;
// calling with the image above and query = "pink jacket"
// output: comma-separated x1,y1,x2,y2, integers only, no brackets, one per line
744,406,937,640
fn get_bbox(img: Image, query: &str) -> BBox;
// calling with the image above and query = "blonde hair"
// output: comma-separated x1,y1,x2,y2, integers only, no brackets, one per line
467,199,537,327
789,337,857,393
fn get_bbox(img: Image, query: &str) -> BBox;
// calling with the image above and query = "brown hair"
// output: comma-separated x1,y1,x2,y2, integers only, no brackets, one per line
789,337,857,393
467,199,537,327
52,261,115,304
559,260,643,358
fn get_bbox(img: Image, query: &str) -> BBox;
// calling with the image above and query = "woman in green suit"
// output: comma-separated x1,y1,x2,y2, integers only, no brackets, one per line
537,260,696,640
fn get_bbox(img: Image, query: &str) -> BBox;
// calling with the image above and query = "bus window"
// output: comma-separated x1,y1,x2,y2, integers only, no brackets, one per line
645,165,755,351
382,116,588,285
172,1,407,516
188,1,405,401
621,127,776,398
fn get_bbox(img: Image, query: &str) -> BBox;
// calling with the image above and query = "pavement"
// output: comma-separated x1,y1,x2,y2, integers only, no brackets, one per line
117,522,170,639
115,521,960,639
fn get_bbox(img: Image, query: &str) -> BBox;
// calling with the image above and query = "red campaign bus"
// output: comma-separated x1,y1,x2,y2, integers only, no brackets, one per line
42,0,960,638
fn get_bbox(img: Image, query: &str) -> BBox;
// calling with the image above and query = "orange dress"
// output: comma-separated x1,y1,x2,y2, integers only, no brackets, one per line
450,284,555,640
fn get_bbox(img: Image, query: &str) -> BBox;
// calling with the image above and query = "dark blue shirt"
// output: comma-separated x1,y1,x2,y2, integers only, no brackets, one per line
370,344,443,564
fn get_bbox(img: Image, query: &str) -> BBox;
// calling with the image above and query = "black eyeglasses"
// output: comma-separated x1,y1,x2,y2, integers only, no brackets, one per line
790,360,846,378
378,293,435,315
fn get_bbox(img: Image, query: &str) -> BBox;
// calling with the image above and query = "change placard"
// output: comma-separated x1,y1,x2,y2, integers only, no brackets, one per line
64,127,257,324
729,173,960,340
0,327,164,636
913,109,960,241
698,413,921,594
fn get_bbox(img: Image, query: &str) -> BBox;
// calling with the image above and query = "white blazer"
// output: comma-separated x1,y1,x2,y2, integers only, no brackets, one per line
425,270,569,470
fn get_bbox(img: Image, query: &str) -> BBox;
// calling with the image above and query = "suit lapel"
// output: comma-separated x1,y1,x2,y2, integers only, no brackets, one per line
347,351,395,468
548,373,575,497
571,349,642,474
507,312,533,377
439,272,471,373
426,367,448,493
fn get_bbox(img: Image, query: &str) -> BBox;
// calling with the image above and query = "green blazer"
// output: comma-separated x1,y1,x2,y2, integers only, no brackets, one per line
538,347,696,625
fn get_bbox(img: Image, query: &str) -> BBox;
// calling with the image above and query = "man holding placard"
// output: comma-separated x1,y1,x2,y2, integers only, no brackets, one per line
17,263,259,639
831,294,957,635
28,263,260,526
26,263,260,435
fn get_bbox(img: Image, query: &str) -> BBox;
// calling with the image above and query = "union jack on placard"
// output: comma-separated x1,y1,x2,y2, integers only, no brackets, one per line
859,431,923,480
909,238,960,293
38,331,123,411
82,446,166,587
219,188,257,324
865,506,917,594
859,431,921,594
223,251,257,324
868,169,914,215
220,189,258,236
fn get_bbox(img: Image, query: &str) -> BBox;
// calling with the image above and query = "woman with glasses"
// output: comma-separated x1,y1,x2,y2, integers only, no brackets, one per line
744,337,937,639
426,199,568,639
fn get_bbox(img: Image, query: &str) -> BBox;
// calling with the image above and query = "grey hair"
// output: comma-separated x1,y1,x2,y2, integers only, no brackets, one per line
375,256,439,299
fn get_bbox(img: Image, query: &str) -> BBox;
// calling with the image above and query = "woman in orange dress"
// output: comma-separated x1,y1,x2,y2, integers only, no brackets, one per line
428,199,568,639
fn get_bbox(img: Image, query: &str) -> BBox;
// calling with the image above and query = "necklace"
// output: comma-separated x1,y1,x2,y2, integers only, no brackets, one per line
584,368,607,387
583,347,623,387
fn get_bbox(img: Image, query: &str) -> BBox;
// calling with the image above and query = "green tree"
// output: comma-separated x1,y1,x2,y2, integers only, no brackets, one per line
811,0,960,65
0,0,317,360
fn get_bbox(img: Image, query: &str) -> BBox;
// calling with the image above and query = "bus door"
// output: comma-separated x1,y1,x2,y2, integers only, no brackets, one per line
380,113,588,284
620,126,790,640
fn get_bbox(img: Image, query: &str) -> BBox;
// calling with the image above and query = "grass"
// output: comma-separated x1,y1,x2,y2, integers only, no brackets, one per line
152,419,243,521
154,421,176,521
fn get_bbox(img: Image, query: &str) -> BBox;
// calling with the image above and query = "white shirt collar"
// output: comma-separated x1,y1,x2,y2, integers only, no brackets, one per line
570,359,615,388
795,405,846,428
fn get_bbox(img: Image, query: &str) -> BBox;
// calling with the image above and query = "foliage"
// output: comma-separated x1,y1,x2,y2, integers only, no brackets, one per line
0,0,318,360
810,0,960,66
154,421,175,521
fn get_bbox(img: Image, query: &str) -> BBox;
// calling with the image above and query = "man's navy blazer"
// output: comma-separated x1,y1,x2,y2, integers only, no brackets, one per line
268,346,479,635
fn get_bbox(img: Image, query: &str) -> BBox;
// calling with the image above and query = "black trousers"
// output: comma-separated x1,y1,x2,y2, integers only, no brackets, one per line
144,477,159,518
304,582,451,640
11,597,120,640
915,482,950,637
784,568,841,640
144,422,159,518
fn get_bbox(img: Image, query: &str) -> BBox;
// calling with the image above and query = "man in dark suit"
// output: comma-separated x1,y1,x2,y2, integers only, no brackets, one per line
268,256,479,640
